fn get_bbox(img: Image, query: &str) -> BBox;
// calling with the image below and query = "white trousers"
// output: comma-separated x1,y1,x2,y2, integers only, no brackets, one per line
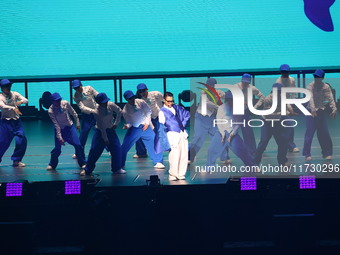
168,131,188,178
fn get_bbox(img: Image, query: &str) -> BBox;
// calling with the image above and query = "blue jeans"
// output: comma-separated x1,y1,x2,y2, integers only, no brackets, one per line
0,119,27,162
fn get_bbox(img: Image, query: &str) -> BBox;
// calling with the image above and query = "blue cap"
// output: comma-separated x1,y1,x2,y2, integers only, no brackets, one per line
313,69,325,78
50,92,62,101
225,91,233,100
72,80,82,88
280,64,290,72
206,78,217,87
272,83,283,91
124,90,136,100
241,73,252,83
137,83,147,91
95,92,110,104
0,79,12,87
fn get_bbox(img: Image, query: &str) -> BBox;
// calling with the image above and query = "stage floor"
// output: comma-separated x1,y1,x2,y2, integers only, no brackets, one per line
1,115,340,187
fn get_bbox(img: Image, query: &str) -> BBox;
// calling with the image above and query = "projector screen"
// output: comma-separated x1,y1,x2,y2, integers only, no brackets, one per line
1,0,340,77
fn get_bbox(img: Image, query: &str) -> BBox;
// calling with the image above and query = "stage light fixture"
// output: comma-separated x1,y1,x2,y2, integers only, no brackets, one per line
6,183,23,197
146,175,161,187
65,180,81,195
299,176,316,189
240,177,257,190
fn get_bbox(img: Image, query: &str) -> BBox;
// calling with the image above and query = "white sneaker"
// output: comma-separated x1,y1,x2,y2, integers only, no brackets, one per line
178,176,186,180
325,155,332,160
133,154,147,158
292,147,300,153
72,154,77,159
114,169,126,174
46,165,54,170
79,169,87,176
169,175,177,181
154,162,165,169
13,161,26,167
305,156,312,161
81,164,86,169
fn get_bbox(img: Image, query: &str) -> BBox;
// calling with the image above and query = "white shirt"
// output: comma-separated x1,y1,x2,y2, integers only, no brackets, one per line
0,92,28,120
307,81,337,112
48,100,80,141
276,76,296,99
142,91,163,119
196,89,225,117
159,105,188,148
79,102,122,142
122,99,152,128
73,86,99,111
235,82,264,110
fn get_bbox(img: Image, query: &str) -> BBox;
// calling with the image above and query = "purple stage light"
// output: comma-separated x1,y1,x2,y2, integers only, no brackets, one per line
299,176,316,189
6,183,23,197
240,177,257,190
65,180,81,195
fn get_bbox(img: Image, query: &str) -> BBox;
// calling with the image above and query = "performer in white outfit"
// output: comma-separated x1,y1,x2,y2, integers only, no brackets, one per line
158,92,190,181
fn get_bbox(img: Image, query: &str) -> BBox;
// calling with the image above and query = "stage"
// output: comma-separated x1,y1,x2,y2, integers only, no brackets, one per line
1,115,340,186
1,117,340,255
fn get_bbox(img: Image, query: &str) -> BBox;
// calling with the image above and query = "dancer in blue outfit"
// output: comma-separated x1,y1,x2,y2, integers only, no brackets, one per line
0,79,28,167
134,83,163,158
72,79,99,158
233,73,265,155
303,69,337,161
46,93,86,170
254,83,297,165
121,90,164,169
276,64,299,153
189,78,229,164
206,91,257,168
79,92,124,175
